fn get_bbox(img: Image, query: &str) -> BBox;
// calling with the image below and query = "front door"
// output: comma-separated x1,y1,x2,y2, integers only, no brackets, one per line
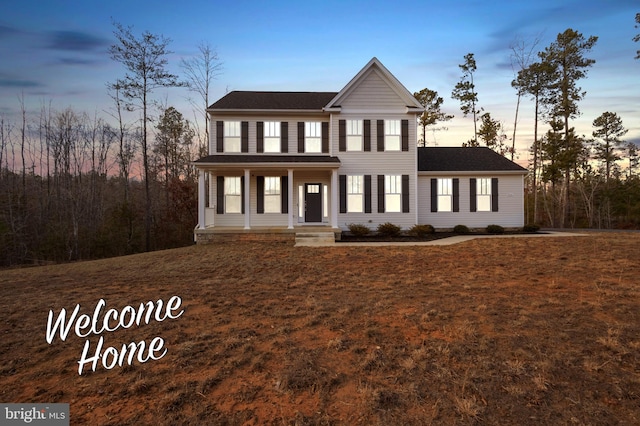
305,183,322,223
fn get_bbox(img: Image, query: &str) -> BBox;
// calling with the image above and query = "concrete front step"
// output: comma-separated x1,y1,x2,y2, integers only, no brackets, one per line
295,232,336,246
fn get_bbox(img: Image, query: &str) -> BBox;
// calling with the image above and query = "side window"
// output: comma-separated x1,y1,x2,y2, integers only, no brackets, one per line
437,178,452,212
477,178,491,211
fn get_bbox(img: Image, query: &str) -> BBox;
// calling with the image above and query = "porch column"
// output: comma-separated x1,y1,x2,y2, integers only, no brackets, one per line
208,172,215,208
288,169,294,229
198,169,206,229
331,169,338,228
244,169,251,230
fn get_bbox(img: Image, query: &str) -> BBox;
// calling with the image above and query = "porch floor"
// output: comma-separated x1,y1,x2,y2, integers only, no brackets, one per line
194,225,342,244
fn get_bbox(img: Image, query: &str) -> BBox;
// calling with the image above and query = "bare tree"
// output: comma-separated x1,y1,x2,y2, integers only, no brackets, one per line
509,34,541,160
109,21,184,251
180,42,222,154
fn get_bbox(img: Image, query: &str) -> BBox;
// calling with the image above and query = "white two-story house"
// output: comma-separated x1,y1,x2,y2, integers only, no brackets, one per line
194,58,527,243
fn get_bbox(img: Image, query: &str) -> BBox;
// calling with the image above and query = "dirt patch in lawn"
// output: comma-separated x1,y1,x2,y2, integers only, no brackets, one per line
1,233,639,424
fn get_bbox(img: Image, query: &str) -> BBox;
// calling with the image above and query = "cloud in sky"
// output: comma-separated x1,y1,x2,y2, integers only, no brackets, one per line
46,30,109,52
0,75,43,89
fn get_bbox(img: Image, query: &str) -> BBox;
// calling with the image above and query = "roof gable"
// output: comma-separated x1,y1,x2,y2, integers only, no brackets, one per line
325,57,423,111
418,147,527,173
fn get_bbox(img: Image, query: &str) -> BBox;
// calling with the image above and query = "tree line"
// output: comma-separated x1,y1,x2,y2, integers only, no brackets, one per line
0,22,220,266
415,18,640,229
1,18,639,266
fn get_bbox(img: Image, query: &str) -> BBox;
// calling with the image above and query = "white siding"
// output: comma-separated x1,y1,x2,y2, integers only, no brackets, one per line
334,113,419,231
417,174,525,229
209,114,329,155
340,69,407,112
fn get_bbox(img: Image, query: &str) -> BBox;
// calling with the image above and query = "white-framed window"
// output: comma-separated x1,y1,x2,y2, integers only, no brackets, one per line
224,176,242,213
346,120,363,151
477,178,491,212
347,175,363,213
264,176,281,213
224,121,241,152
305,122,322,153
264,121,280,153
385,120,401,151
437,178,453,212
385,175,402,213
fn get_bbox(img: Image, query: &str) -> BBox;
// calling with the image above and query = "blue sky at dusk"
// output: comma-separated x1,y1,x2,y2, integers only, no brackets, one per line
1,0,638,159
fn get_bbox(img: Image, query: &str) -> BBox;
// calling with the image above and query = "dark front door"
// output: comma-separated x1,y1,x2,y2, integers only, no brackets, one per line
305,183,322,223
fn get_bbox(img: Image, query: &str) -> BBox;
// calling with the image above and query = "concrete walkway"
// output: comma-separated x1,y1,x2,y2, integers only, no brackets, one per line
295,231,589,247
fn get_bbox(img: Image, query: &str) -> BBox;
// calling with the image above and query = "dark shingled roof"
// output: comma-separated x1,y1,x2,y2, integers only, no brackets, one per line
194,155,340,164
418,147,527,172
208,91,339,110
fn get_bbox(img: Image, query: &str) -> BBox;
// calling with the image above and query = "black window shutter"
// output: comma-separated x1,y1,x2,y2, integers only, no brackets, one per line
401,119,409,151
281,122,288,153
339,175,347,213
256,176,264,214
281,176,288,214
364,120,371,152
256,121,264,153
241,176,245,214
298,122,305,153
322,122,329,153
491,178,499,212
378,175,385,213
338,120,346,152
364,175,372,213
453,178,459,212
470,178,477,212
377,120,384,152
216,121,224,153
217,176,224,214
402,174,410,213
430,179,437,212
241,122,249,153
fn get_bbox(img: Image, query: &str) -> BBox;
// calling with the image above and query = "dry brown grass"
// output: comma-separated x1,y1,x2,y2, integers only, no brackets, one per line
1,233,640,424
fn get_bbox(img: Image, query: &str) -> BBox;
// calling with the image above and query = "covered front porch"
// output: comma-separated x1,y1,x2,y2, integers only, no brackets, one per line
194,155,341,243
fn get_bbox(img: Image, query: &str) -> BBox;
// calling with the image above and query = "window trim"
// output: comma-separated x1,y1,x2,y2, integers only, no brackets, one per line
223,121,241,153
347,175,364,213
304,121,322,153
384,119,401,151
224,176,242,214
346,119,363,152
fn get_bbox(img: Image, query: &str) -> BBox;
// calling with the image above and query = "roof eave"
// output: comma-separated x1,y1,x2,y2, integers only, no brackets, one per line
418,170,528,176
207,108,328,115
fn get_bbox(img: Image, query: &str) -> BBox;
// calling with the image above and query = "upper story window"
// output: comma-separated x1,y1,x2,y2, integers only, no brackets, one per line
264,121,280,153
437,178,453,212
224,176,242,213
305,122,322,153
346,120,363,151
347,175,363,213
476,178,492,212
385,175,402,213
224,121,241,152
385,120,401,151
